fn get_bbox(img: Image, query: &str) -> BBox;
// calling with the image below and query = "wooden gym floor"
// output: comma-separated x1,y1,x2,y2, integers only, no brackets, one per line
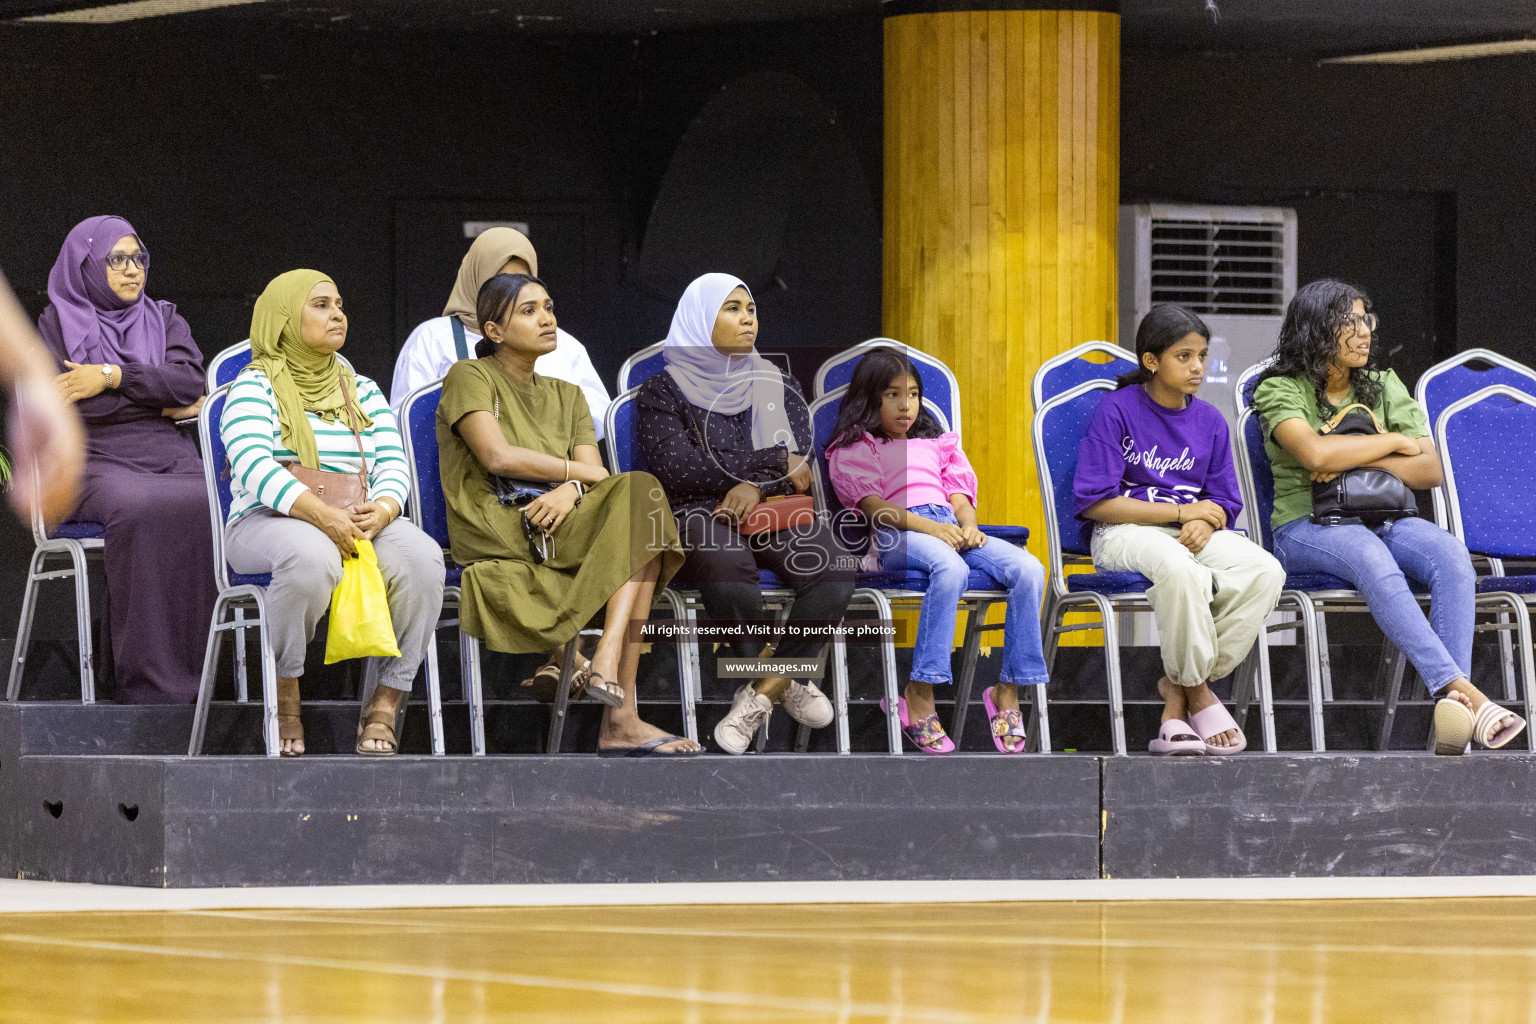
0,898,1530,1022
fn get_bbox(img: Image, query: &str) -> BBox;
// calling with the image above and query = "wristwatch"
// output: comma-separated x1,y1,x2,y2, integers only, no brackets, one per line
101,364,115,389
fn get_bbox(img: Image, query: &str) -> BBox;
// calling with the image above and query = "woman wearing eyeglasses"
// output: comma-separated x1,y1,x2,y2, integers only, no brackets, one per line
35,216,215,704
436,273,699,756
1250,279,1525,753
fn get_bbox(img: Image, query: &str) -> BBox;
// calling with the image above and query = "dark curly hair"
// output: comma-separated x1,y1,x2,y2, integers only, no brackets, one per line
1248,279,1381,414
825,345,946,452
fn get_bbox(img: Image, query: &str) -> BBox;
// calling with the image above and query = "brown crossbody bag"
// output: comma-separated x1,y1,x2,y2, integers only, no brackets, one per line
280,373,369,513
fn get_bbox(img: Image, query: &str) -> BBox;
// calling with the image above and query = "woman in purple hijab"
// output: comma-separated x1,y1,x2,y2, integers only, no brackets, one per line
37,216,215,703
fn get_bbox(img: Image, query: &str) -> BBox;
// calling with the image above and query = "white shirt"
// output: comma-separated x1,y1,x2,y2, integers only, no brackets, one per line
389,316,612,439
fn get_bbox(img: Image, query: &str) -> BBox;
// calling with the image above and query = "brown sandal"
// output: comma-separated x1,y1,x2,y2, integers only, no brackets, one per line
355,705,399,757
277,677,304,758
520,643,592,703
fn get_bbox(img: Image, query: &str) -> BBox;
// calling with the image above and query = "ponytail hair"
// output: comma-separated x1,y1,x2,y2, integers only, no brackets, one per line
473,272,548,358
1116,304,1211,388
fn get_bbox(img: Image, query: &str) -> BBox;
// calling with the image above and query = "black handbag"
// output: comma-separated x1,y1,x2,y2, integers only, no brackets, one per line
1309,403,1418,527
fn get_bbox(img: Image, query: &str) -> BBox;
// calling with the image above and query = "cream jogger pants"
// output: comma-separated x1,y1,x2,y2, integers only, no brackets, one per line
1090,524,1285,687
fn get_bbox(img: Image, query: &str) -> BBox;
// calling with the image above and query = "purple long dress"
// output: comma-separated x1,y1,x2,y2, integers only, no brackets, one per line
37,305,216,703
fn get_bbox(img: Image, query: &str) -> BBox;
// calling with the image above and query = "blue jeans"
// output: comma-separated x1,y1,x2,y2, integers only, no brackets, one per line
875,504,1049,687
1273,515,1476,694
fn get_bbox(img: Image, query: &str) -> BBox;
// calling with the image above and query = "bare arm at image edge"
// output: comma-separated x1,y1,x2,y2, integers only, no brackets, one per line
0,272,86,527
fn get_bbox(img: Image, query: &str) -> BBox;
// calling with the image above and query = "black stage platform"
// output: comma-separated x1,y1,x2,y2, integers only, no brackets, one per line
4,702,1536,887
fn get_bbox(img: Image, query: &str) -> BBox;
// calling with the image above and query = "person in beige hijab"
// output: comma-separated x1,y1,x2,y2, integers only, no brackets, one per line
389,226,610,437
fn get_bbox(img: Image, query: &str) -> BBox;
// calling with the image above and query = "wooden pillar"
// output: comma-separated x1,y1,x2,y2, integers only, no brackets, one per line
883,1,1119,543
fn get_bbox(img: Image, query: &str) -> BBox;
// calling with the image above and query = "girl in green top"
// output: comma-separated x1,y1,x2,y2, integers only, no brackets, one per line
1250,279,1524,752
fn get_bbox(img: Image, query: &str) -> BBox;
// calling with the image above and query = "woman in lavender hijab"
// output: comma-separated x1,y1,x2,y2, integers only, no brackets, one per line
37,216,214,703
1073,304,1284,756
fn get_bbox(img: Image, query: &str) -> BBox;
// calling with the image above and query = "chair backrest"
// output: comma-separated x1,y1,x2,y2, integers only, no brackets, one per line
1234,357,1277,413
1031,341,1137,413
206,340,355,394
1233,406,1280,553
1437,385,1536,558
198,385,238,591
1032,380,1114,593
813,339,962,436
399,378,449,549
603,387,651,474
616,342,666,394
805,387,951,557
1411,350,1536,532
206,341,252,393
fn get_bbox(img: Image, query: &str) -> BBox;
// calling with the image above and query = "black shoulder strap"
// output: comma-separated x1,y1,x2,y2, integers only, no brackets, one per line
451,318,469,361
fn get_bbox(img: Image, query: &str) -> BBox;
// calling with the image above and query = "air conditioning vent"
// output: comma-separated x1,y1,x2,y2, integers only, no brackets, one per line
1148,219,1287,316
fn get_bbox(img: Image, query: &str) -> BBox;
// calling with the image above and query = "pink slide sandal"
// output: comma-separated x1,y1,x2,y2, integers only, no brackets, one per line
1148,718,1206,756
880,697,955,755
982,687,1028,754
1474,700,1527,750
1189,702,1248,756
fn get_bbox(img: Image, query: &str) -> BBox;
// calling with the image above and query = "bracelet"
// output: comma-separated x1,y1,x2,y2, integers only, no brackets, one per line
563,460,570,482
1176,504,1185,524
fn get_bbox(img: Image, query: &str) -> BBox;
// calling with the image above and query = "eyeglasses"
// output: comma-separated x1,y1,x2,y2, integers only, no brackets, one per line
1340,312,1377,336
104,252,150,272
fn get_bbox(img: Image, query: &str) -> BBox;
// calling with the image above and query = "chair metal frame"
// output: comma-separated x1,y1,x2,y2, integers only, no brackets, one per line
604,387,851,753
7,484,104,702
813,338,963,437
1233,358,1277,415
1030,341,1137,413
615,342,666,395
190,384,445,756
1036,381,1275,756
1435,384,1536,747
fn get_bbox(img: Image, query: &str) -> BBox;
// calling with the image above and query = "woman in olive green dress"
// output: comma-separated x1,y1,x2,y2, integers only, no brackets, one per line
437,273,699,756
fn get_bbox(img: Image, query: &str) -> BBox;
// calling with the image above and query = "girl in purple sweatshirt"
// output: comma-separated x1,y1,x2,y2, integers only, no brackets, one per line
1073,305,1283,755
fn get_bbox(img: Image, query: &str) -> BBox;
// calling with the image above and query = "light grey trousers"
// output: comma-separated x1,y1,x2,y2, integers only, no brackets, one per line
225,512,446,692
1091,524,1285,687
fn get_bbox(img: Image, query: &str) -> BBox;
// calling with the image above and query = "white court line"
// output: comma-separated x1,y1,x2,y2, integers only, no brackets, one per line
0,932,1020,1024
3,874,1536,914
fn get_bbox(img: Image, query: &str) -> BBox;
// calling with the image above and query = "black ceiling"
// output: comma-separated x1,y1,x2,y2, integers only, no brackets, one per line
5,0,1536,57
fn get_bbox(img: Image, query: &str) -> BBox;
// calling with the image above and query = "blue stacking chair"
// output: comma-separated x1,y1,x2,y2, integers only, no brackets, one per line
808,388,1036,752
1031,341,1138,412
604,387,849,752
398,380,486,755
1436,384,1536,746
1036,382,1274,755
814,338,962,437
1416,349,1536,534
190,384,445,756
6,493,105,702
1236,404,1524,750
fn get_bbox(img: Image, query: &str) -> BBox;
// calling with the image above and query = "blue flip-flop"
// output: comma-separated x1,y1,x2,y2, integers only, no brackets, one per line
598,734,701,758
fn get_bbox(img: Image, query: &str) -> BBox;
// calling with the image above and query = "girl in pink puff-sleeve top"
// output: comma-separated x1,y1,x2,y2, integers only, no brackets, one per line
824,347,1049,756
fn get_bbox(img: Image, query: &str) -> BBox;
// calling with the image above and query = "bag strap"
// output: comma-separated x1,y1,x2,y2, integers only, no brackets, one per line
451,318,470,361
339,371,369,494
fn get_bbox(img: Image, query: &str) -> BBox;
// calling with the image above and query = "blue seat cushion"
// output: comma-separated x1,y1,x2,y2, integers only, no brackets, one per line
1284,572,1355,592
1479,575,1536,595
1066,571,1150,595
230,571,272,587
446,564,463,587
978,524,1029,544
51,521,105,540
857,569,1002,592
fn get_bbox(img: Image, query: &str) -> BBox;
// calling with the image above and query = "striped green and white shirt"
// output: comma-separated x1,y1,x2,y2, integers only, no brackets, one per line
221,367,411,523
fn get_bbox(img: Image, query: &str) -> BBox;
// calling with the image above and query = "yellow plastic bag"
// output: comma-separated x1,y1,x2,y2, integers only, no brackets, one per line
324,538,401,664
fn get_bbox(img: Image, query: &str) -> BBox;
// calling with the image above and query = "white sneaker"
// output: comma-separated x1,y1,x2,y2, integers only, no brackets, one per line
782,680,834,729
714,684,773,755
